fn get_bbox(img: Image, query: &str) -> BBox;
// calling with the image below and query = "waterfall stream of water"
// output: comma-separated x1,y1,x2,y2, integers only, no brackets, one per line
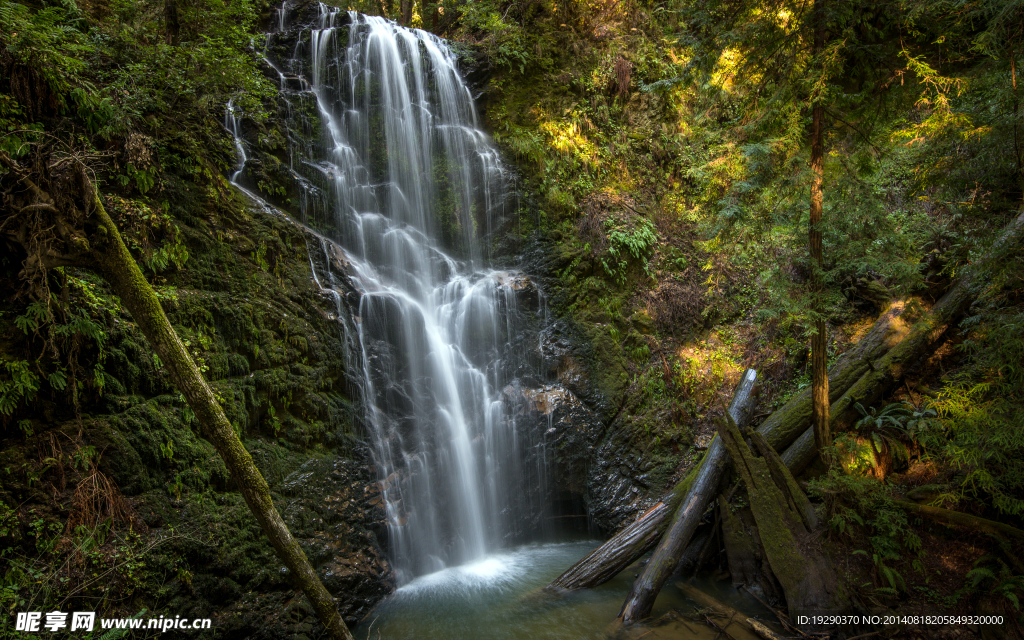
229,4,559,585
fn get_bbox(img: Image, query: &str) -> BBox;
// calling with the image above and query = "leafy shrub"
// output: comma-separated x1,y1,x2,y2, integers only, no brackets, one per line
600,216,656,285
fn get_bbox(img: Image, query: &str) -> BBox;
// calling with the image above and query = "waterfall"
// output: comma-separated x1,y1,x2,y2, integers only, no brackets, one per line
235,4,555,585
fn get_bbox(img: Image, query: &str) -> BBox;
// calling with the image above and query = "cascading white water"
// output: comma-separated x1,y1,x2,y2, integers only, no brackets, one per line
236,4,553,585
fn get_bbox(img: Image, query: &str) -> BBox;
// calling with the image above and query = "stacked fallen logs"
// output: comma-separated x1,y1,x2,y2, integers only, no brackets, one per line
547,208,1024,633
549,300,910,595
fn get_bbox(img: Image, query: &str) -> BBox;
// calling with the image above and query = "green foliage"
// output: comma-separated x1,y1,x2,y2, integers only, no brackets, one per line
453,0,536,74
0,0,91,95
967,556,1024,610
0,359,40,416
908,222,1024,517
842,400,940,475
0,95,43,157
810,469,924,595
600,216,656,285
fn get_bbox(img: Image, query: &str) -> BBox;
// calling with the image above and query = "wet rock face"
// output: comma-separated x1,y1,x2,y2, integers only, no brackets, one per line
278,454,395,625
538,321,593,403
586,431,661,531
498,317,657,536
507,235,663,535
491,380,592,540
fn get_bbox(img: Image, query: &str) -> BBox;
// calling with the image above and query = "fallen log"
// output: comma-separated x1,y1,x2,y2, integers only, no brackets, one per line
549,303,908,592
618,300,928,622
618,369,759,622
620,300,929,622
780,209,1024,474
894,501,1024,540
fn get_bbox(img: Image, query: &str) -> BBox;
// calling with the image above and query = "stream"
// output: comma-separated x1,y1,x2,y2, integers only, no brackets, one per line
353,541,772,640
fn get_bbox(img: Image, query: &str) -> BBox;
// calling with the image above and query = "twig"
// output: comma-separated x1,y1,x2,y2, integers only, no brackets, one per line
739,585,809,638
703,614,741,640
845,632,881,640
365,615,379,640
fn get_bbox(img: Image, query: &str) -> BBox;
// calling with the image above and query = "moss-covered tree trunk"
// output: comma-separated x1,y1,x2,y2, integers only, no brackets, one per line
84,196,353,639
83,190,356,640
717,412,853,628
1,149,357,638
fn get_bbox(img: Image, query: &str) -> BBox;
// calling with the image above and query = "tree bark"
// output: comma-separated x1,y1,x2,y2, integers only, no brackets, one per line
164,0,180,46
808,3,830,460
617,369,759,623
548,499,674,591
82,190,355,640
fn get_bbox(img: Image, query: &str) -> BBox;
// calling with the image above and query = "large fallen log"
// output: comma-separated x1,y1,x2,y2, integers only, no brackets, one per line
618,282,983,621
781,209,1024,475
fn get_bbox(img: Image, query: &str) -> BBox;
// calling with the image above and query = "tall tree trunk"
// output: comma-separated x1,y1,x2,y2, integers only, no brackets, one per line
400,0,413,25
83,187,355,640
164,0,180,46
808,7,830,460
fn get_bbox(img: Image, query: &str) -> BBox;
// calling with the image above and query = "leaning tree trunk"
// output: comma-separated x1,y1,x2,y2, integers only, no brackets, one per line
548,370,759,592
617,369,759,622
83,182,354,640
0,150,357,639
0,148,368,638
